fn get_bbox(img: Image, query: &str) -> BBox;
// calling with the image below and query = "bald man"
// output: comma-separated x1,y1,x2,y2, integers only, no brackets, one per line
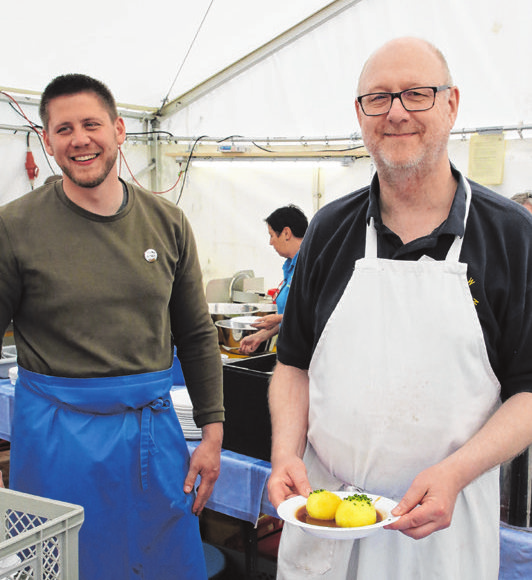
268,37,532,579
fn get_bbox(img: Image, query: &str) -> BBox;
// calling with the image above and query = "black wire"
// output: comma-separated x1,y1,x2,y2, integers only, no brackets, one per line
249,141,365,154
175,135,208,206
8,101,43,131
251,141,275,153
175,134,251,205
313,144,366,153
216,134,244,143
23,125,56,174
126,130,175,138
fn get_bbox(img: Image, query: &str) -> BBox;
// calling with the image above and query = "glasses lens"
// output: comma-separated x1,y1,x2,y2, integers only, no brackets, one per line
401,88,435,111
360,93,392,115
359,87,438,115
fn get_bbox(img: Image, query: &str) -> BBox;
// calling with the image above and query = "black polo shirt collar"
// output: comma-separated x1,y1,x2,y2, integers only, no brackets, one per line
366,163,467,260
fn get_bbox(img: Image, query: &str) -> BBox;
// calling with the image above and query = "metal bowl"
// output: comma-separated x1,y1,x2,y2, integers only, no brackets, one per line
215,317,271,353
245,303,277,317
208,303,260,323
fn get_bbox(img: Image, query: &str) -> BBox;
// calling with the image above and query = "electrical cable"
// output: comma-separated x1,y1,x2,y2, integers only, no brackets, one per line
118,147,184,195
157,0,215,114
25,132,39,189
23,125,56,174
175,134,208,206
1,92,43,135
251,141,275,153
2,91,366,197
126,130,175,138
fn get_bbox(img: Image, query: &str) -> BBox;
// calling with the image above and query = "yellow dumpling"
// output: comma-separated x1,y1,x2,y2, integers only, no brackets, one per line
335,494,377,527
306,489,342,520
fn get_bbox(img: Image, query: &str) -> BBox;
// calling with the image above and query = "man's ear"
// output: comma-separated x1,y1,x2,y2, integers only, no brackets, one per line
42,130,54,157
115,117,126,146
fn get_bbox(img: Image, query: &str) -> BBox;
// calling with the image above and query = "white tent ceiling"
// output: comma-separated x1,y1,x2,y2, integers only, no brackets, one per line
1,0,331,109
2,0,532,136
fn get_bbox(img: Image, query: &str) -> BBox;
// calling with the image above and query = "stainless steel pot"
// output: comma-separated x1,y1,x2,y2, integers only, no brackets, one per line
208,303,259,323
245,302,278,317
215,317,271,353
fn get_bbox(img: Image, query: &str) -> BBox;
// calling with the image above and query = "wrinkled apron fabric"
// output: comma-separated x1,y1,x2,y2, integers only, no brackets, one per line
10,367,207,580
277,176,502,579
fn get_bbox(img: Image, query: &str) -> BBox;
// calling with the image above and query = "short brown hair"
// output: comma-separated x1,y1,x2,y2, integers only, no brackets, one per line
40,74,118,130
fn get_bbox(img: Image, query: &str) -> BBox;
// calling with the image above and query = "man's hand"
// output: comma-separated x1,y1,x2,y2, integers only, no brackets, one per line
385,462,462,539
239,331,266,355
184,422,223,515
268,455,312,508
252,314,282,331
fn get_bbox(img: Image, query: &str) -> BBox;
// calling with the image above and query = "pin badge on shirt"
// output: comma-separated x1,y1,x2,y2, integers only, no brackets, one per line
144,249,158,263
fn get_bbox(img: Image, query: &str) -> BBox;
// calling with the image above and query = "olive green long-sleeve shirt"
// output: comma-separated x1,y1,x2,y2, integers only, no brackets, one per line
0,179,223,427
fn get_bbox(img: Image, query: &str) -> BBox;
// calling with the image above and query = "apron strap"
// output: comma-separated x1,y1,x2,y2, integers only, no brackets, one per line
365,217,378,258
140,397,173,490
445,175,472,262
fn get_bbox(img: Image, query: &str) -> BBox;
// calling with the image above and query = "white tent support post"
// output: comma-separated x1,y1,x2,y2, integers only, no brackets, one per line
148,118,161,192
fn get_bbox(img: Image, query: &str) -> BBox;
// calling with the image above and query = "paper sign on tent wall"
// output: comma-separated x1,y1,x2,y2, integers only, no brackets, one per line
468,132,506,185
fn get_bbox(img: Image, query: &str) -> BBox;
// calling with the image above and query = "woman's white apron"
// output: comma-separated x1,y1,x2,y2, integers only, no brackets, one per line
277,177,502,579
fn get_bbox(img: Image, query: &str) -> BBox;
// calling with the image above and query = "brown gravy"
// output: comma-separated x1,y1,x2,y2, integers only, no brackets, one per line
295,505,384,528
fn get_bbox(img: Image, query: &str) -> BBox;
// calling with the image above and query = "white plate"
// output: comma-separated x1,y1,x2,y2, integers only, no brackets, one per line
183,430,202,439
277,492,399,540
170,389,193,408
233,315,260,325
218,315,260,329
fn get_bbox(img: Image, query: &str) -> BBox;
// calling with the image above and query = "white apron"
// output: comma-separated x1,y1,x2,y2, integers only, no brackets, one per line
277,177,502,580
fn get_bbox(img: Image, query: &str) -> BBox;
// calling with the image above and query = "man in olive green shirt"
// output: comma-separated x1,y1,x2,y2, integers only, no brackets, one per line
0,74,223,580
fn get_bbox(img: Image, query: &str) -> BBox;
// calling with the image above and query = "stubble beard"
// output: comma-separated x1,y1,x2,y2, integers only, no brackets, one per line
61,150,118,189
370,136,449,183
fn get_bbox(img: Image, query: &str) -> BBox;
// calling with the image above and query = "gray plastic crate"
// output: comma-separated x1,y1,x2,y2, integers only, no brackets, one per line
0,488,84,579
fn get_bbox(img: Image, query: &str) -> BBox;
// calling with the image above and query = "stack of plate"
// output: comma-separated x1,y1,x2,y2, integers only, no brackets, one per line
170,388,202,440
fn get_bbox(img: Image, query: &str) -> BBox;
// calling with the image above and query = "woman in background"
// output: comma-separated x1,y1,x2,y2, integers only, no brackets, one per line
240,204,308,355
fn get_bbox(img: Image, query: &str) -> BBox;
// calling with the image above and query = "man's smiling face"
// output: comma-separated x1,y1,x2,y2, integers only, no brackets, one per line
355,38,459,176
43,91,125,189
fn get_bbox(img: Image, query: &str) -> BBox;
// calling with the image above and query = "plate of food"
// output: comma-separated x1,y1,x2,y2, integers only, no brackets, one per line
277,490,399,540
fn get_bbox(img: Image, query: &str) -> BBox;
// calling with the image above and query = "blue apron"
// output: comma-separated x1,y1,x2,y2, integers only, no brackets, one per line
10,367,207,580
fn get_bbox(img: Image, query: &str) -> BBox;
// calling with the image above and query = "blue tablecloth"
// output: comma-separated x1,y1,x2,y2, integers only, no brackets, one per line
500,523,532,579
187,440,276,523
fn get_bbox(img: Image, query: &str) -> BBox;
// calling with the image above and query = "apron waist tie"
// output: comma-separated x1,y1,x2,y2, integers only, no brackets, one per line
140,397,172,490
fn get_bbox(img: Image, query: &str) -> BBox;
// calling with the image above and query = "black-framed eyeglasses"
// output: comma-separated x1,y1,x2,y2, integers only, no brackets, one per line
357,85,451,116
